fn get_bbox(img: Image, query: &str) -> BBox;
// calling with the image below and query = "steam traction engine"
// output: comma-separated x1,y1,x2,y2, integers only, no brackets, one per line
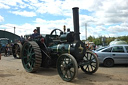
21,7,99,82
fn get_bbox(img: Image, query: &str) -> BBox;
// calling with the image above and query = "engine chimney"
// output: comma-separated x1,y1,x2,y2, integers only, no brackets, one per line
72,7,80,41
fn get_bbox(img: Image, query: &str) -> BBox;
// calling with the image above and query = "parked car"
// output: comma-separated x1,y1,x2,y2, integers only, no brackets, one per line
94,44,128,67
93,46,107,52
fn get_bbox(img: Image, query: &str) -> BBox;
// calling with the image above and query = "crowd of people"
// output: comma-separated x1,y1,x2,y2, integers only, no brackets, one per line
0,43,11,58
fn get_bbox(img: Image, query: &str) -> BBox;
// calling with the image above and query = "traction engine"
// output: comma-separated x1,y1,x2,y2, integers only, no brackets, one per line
21,7,99,82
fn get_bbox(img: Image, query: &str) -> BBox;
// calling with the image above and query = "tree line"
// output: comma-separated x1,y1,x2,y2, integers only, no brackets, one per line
82,36,128,46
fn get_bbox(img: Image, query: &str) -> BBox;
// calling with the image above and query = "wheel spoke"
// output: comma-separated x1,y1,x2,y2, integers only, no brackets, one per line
84,65,89,71
91,61,96,63
27,58,31,62
28,45,31,51
87,65,90,72
91,57,96,63
64,70,68,78
90,65,94,71
91,64,96,68
63,58,67,65
90,54,92,60
87,53,88,60
30,60,35,67
23,56,27,59
69,69,73,78
91,57,95,61
25,62,30,68
31,57,35,61
24,48,28,52
30,47,33,53
64,58,69,65
67,70,71,79
28,44,32,53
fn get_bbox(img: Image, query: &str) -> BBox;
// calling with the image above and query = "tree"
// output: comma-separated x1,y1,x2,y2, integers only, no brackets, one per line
85,35,128,46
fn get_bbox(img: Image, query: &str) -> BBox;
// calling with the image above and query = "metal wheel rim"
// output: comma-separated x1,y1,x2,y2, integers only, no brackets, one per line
57,53,78,82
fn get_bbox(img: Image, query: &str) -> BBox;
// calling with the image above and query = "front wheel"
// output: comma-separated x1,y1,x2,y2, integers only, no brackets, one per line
80,51,99,74
57,53,78,82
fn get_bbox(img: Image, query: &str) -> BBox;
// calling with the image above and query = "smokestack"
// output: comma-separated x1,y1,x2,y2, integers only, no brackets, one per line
72,7,80,41
36,27,40,34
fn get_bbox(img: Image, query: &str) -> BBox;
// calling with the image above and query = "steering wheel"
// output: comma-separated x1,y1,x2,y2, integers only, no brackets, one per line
50,29,63,36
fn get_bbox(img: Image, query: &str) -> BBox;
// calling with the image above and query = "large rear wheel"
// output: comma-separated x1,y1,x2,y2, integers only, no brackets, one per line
57,53,78,82
21,41,42,73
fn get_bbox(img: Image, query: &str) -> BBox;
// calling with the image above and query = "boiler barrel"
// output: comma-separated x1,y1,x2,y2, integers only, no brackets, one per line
50,44,71,54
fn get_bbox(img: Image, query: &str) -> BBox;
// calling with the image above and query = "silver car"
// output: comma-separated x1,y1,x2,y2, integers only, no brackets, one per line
94,45,128,67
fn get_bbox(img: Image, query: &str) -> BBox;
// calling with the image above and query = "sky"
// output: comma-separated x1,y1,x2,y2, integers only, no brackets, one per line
0,0,128,40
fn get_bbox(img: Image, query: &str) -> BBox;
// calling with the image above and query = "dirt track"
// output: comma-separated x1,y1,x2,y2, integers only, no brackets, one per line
0,55,128,85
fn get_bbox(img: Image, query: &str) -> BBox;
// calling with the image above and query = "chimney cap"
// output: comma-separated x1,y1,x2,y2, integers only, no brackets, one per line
72,7,79,9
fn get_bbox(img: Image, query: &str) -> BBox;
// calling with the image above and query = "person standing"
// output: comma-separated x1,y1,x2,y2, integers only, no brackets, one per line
7,44,10,56
4,44,7,57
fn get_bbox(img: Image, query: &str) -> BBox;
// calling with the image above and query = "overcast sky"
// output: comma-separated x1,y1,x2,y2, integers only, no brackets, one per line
0,0,128,40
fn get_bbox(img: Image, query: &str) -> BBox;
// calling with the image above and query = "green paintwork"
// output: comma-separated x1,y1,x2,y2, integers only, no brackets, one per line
49,43,70,54
60,33,68,42
57,53,78,82
22,43,35,72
